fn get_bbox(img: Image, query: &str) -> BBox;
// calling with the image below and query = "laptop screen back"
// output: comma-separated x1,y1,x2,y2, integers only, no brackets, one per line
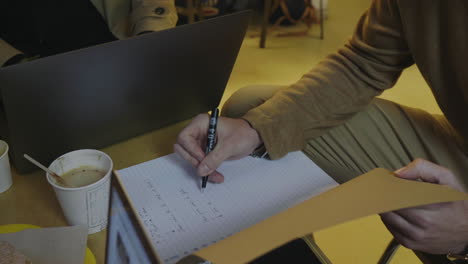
0,11,251,173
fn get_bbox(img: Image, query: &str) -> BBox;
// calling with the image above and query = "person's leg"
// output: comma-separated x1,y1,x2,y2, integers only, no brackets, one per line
303,99,468,187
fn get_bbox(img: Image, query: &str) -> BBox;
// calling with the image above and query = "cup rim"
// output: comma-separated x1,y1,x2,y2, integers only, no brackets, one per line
0,140,9,160
46,149,113,191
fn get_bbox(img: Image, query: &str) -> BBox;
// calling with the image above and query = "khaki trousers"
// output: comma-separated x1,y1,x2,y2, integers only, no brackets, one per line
222,85,468,263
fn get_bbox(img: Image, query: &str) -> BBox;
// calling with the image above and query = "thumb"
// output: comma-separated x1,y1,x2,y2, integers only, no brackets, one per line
197,146,229,177
394,159,451,185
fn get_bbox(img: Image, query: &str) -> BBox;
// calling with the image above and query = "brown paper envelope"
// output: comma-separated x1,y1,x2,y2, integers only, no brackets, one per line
195,168,468,264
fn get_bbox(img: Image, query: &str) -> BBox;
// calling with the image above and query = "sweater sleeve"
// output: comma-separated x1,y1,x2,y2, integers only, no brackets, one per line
90,0,177,39
130,0,178,36
243,0,414,159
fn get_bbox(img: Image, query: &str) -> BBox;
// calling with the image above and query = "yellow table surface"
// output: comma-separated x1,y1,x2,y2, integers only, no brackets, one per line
0,121,188,264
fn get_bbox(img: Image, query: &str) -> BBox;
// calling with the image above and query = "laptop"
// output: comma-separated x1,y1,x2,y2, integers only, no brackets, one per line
0,11,251,173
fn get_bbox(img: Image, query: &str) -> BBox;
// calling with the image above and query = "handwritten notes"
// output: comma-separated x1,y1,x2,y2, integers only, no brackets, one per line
117,151,337,264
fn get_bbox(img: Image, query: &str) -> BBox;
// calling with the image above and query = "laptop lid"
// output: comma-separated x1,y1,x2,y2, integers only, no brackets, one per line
0,11,251,173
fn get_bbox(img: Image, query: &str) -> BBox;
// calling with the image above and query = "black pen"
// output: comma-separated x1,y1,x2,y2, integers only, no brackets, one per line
201,108,219,192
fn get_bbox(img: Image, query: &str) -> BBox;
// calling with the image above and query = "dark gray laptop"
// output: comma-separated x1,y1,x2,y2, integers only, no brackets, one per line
0,11,251,173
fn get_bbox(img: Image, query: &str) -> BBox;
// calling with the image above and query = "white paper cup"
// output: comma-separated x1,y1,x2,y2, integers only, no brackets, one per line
0,140,12,193
47,149,113,234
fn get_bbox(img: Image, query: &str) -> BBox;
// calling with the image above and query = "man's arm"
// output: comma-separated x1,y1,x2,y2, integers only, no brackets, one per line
90,0,177,39
129,0,178,36
243,0,414,159
174,0,415,181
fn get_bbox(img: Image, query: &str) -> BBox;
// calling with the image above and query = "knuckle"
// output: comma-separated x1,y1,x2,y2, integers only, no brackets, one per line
188,157,198,167
202,160,212,169
210,150,221,161
204,160,216,172
178,134,193,148
194,113,208,122
412,158,426,166
176,133,186,144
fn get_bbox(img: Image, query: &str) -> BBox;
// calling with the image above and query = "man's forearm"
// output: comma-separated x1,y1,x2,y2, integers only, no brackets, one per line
242,0,414,159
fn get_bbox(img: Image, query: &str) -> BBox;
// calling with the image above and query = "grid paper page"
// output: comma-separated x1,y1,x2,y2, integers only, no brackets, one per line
117,151,337,264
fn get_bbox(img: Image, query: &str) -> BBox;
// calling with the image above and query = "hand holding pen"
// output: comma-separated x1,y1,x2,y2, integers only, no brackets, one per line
173,110,263,189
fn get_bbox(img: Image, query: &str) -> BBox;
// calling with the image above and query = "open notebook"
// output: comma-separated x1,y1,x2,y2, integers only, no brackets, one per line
114,151,337,264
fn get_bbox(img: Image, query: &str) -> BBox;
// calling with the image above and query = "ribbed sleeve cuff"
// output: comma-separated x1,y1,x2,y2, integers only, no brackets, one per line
242,107,305,160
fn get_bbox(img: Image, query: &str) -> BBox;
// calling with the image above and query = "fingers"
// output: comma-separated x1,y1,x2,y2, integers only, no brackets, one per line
176,134,205,163
174,143,199,167
394,159,463,190
208,170,224,183
194,117,262,177
395,159,443,183
382,160,468,254
380,211,424,250
176,115,261,182
175,114,208,163
389,207,432,228
381,211,415,234
175,142,226,181
380,205,458,253
197,143,230,176
174,114,228,181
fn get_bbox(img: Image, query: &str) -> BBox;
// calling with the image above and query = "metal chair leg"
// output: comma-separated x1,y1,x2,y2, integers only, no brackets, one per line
319,0,324,39
260,0,272,48
378,239,400,264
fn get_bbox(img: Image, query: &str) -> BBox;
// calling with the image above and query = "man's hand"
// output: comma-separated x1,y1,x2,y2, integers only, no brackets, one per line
174,114,262,183
380,159,468,254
